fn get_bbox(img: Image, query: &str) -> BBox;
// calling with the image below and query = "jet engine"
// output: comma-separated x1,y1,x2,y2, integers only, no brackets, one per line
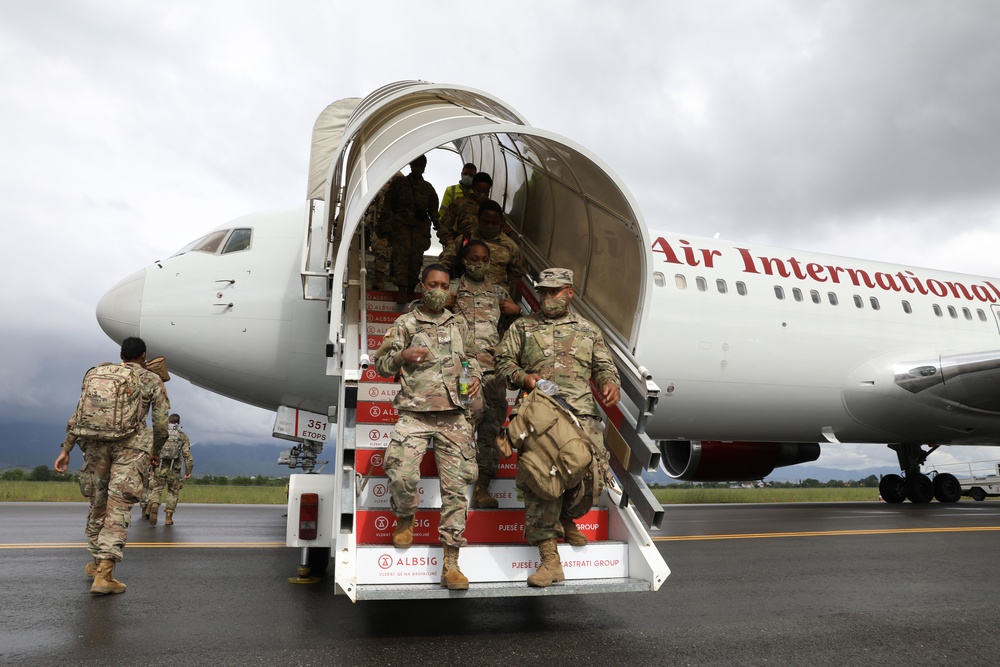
659,441,821,482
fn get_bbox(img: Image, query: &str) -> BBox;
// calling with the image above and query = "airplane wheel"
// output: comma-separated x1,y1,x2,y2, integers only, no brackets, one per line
932,473,961,503
879,474,906,503
905,473,934,503
970,487,986,502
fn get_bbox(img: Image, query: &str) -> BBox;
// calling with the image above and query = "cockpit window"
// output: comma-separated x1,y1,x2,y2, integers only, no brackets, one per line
172,228,252,256
222,228,252,254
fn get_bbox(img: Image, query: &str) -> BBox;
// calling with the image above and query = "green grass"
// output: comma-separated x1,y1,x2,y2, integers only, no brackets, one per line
654,487,885,504
0,481,287,504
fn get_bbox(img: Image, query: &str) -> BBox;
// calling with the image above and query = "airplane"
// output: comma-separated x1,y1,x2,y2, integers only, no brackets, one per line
92,81,1000,596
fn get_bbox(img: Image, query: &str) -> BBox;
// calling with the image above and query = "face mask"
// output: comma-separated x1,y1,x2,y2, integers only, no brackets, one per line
464,262,489,281
541,293,570,318
421,287,450,312
460,176,473,188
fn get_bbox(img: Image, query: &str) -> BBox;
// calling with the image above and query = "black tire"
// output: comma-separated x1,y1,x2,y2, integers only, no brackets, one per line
933,473,962,503
879,474,906,503
905,473,934,503
306,547,331,575
970,487,986,502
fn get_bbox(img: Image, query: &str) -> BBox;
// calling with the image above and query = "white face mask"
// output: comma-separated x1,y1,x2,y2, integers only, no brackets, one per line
460,176,473,187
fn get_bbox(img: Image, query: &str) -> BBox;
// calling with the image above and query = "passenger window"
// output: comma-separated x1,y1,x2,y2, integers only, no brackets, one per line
948,306,957,319
774,286,785,300
827,292,839,306
222,228,252,254
655,272,667,287
933,304,942,317
854,295,863,309
902,300,912,314
792,288,803,302
869,297,880,311
673,274,686,289
736,281,747,296
979,309,988,322
962,307,972,320
696,277,708,292
810,290,821,304
716,279,728,294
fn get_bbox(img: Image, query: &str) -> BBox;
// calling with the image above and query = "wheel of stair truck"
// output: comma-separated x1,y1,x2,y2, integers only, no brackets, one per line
306,547,331,575
969,487,986,502
904,473,934,503
879,474,906,504
932,473,961,503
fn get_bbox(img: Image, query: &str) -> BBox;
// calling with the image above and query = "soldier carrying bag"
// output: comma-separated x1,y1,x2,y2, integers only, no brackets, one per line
68,362,142,442
498,388,599,502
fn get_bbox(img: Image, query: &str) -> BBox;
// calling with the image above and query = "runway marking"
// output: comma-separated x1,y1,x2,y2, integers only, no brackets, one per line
654,526,1000,541
0,542,285,550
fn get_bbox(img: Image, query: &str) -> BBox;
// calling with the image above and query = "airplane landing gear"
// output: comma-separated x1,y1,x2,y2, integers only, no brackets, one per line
882,444,962,503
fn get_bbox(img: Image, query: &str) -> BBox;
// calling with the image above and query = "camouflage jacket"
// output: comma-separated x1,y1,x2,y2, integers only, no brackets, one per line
437,194,483,247
380,172,439,230
494,309,620,418
439,230,526,297
373,307,482,412
452,275,508,372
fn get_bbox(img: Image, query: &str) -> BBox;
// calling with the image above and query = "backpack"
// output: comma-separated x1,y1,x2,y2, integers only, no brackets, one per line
501,388,597,501
68,363,142,442
160,426,183,459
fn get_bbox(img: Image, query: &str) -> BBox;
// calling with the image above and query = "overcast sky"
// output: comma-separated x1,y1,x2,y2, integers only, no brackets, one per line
2,1,1000,472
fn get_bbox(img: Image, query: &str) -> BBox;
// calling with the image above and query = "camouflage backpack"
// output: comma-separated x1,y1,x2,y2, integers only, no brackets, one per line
160,425,183,459
69,362,142,442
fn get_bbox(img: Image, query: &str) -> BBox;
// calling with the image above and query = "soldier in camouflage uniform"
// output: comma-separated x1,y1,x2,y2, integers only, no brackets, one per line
381,155,440,302
144,413,194,526
55,337,170,595
494,268,621,587
439,199,526,302
436,172,492,247
373,264,482,590
449,240,521,508
365,176,398,290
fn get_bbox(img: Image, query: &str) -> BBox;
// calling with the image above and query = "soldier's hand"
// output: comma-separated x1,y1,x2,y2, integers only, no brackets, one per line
599,383,621,408
468,377,481,398
149,454,161,468
500,298,521,316
402,346,431,365
54,450,70,475
523,373,542,391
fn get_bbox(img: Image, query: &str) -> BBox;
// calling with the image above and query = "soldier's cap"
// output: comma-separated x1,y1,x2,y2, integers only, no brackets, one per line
536,268,574,288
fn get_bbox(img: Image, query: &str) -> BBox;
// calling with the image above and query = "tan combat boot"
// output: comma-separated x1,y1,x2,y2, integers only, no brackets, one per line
392,515,414,548
471,479,499,509
527,539,565,588
148,502,159,525
90,560,126,595
440,545,469,590
85,558,98,578
164,511,174,526
560,517,588,546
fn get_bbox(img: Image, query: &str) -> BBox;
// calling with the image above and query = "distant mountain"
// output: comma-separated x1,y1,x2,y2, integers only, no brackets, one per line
642,464,899,485
0,422,310,478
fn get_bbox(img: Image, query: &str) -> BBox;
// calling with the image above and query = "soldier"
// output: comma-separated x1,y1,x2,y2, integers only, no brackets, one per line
54,336,170,595
494,268,621,588
449,240,520,508
381,155,440,303
143,413,194,526
436,172,492,247
439,199,526,300
373,263,482,590
365,176,399,290
437,162,478,219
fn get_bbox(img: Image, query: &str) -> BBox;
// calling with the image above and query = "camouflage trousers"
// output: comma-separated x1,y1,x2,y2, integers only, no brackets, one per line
83,441,149,561
369,230,393,287
516,415,611,545
383,410,477,547
389,222,432,291
469,372,507,480
144,460,185,512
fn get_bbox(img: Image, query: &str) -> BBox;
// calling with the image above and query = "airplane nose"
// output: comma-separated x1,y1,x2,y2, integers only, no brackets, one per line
96,268,146,343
